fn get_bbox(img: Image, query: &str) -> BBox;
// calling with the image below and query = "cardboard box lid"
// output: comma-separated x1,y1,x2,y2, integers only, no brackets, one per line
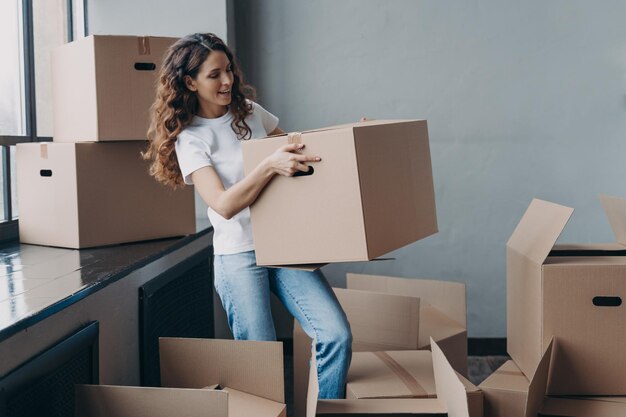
333,287,420,351
346,273,466,328
307,339,467,416
541,397,626,417
159,338,284,403
75,384,227,417
346,351,437,399
600,194,626,246
223,387,286,417
506,199,574,265
479,360,530,394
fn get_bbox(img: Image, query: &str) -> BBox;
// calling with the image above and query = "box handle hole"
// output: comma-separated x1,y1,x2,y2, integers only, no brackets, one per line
134,63,156,71
293,166,314,177
592,296,622,307
40,169,52,177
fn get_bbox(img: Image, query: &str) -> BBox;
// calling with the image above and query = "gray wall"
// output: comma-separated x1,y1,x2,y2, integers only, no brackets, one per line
233,0,626,337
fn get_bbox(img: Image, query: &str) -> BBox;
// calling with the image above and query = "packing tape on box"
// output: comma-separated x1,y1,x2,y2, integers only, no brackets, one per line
373,351,428,397
138,37,151,55
497,369,525,376
287,132,302,144
40,143,48,159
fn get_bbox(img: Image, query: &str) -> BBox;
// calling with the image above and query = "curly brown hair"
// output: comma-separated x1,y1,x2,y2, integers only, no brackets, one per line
143,33,255,188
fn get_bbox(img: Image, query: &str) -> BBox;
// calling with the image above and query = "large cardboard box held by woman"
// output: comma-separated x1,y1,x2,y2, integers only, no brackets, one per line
241,119,437,267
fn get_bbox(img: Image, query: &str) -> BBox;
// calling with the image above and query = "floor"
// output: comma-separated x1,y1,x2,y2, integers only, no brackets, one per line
282,345,509,417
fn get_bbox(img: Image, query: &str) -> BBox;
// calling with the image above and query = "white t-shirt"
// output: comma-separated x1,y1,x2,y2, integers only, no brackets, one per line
175,101,279,255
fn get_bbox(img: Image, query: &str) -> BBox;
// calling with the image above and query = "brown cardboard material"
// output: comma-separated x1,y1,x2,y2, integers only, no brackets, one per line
16,141,195,248
241,119,437,266
479,340,626,417
293,285,467,417
52,35,176,142
347,273,468,376
223,387,286,417
159,337,285,404
306,339,481,417
75,384,228,417
347,273,466,328
346,350,482,417
507,197,626,394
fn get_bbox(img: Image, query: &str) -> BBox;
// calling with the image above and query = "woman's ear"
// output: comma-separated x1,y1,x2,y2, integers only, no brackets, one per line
184,75,197,92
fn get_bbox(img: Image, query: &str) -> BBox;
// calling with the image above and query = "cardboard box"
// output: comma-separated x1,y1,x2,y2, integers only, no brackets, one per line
241,120,437,266
293,277,468,417
479,340,626,417
17,141,195,248
75,339,287,417
507,196,626,394
75,385,228,417
347,273,468,375
308,339,482,417
345,350,482,417
52,35,176,142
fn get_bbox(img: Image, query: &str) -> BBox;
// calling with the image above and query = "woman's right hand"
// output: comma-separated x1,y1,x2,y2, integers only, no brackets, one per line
265,143,321,177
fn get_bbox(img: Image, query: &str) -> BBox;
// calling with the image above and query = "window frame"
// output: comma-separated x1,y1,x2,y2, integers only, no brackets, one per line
0,0,87,244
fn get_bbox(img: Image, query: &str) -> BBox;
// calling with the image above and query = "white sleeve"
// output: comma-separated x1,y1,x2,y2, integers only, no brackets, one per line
253,102,280,134
175,131,212,185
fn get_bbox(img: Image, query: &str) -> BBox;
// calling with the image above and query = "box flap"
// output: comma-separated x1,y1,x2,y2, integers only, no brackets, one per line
525,338,553,417
430,338,470,417
479,360,530,393
159,338,284,403
506,199,573,265
347,273,466,328
333,288,420,351
346,351,436,399
223,387,286,417
600,194,626,246
75,384,227,417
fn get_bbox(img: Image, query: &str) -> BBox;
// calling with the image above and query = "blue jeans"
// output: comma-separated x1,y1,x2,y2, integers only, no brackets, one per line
214,250,352,399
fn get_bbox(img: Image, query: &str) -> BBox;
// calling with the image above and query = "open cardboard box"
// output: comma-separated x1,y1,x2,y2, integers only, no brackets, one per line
507,195,626,394
479,339,626,417
308,339,480,417
75,338,286,417
346,350,482,417
293,274,468,417
52,35,177,142
241,119,437,267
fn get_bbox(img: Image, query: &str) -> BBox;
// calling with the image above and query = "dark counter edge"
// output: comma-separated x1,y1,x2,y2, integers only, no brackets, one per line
0,227,214,343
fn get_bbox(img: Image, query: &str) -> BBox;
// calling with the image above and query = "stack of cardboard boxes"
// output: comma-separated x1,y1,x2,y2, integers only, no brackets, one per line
17,35,195,249
479,194,626,417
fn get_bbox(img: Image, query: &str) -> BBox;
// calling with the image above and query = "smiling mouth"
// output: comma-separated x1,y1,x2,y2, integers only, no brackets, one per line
218,90,231,96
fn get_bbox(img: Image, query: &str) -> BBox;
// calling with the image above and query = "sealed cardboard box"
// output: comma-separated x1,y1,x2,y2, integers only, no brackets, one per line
507,196,626,394
346,350,482,417
480,340,626,417
241,120,437,266
293,277,468,417
52,35,176,142
17,141,195,248
308,340,481,417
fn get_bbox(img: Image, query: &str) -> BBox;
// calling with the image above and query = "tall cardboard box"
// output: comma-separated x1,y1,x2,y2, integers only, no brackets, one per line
52,35,176,142
241,120,437,266
17,141,195,248
507,196,626,394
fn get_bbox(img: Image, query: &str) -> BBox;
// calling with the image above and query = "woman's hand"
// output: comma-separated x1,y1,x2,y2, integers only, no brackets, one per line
264,143,321,177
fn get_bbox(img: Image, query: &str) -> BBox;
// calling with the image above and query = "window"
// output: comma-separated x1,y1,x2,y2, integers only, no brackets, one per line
0,0,86,244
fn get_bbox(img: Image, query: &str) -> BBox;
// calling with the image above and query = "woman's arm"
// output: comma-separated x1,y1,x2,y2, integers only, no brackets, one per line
191,142,320,220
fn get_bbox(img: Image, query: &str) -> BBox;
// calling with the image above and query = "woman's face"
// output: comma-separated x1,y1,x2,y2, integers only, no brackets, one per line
185,50,234,118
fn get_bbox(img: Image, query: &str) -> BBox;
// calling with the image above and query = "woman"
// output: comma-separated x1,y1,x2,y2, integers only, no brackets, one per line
143,33,352,398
